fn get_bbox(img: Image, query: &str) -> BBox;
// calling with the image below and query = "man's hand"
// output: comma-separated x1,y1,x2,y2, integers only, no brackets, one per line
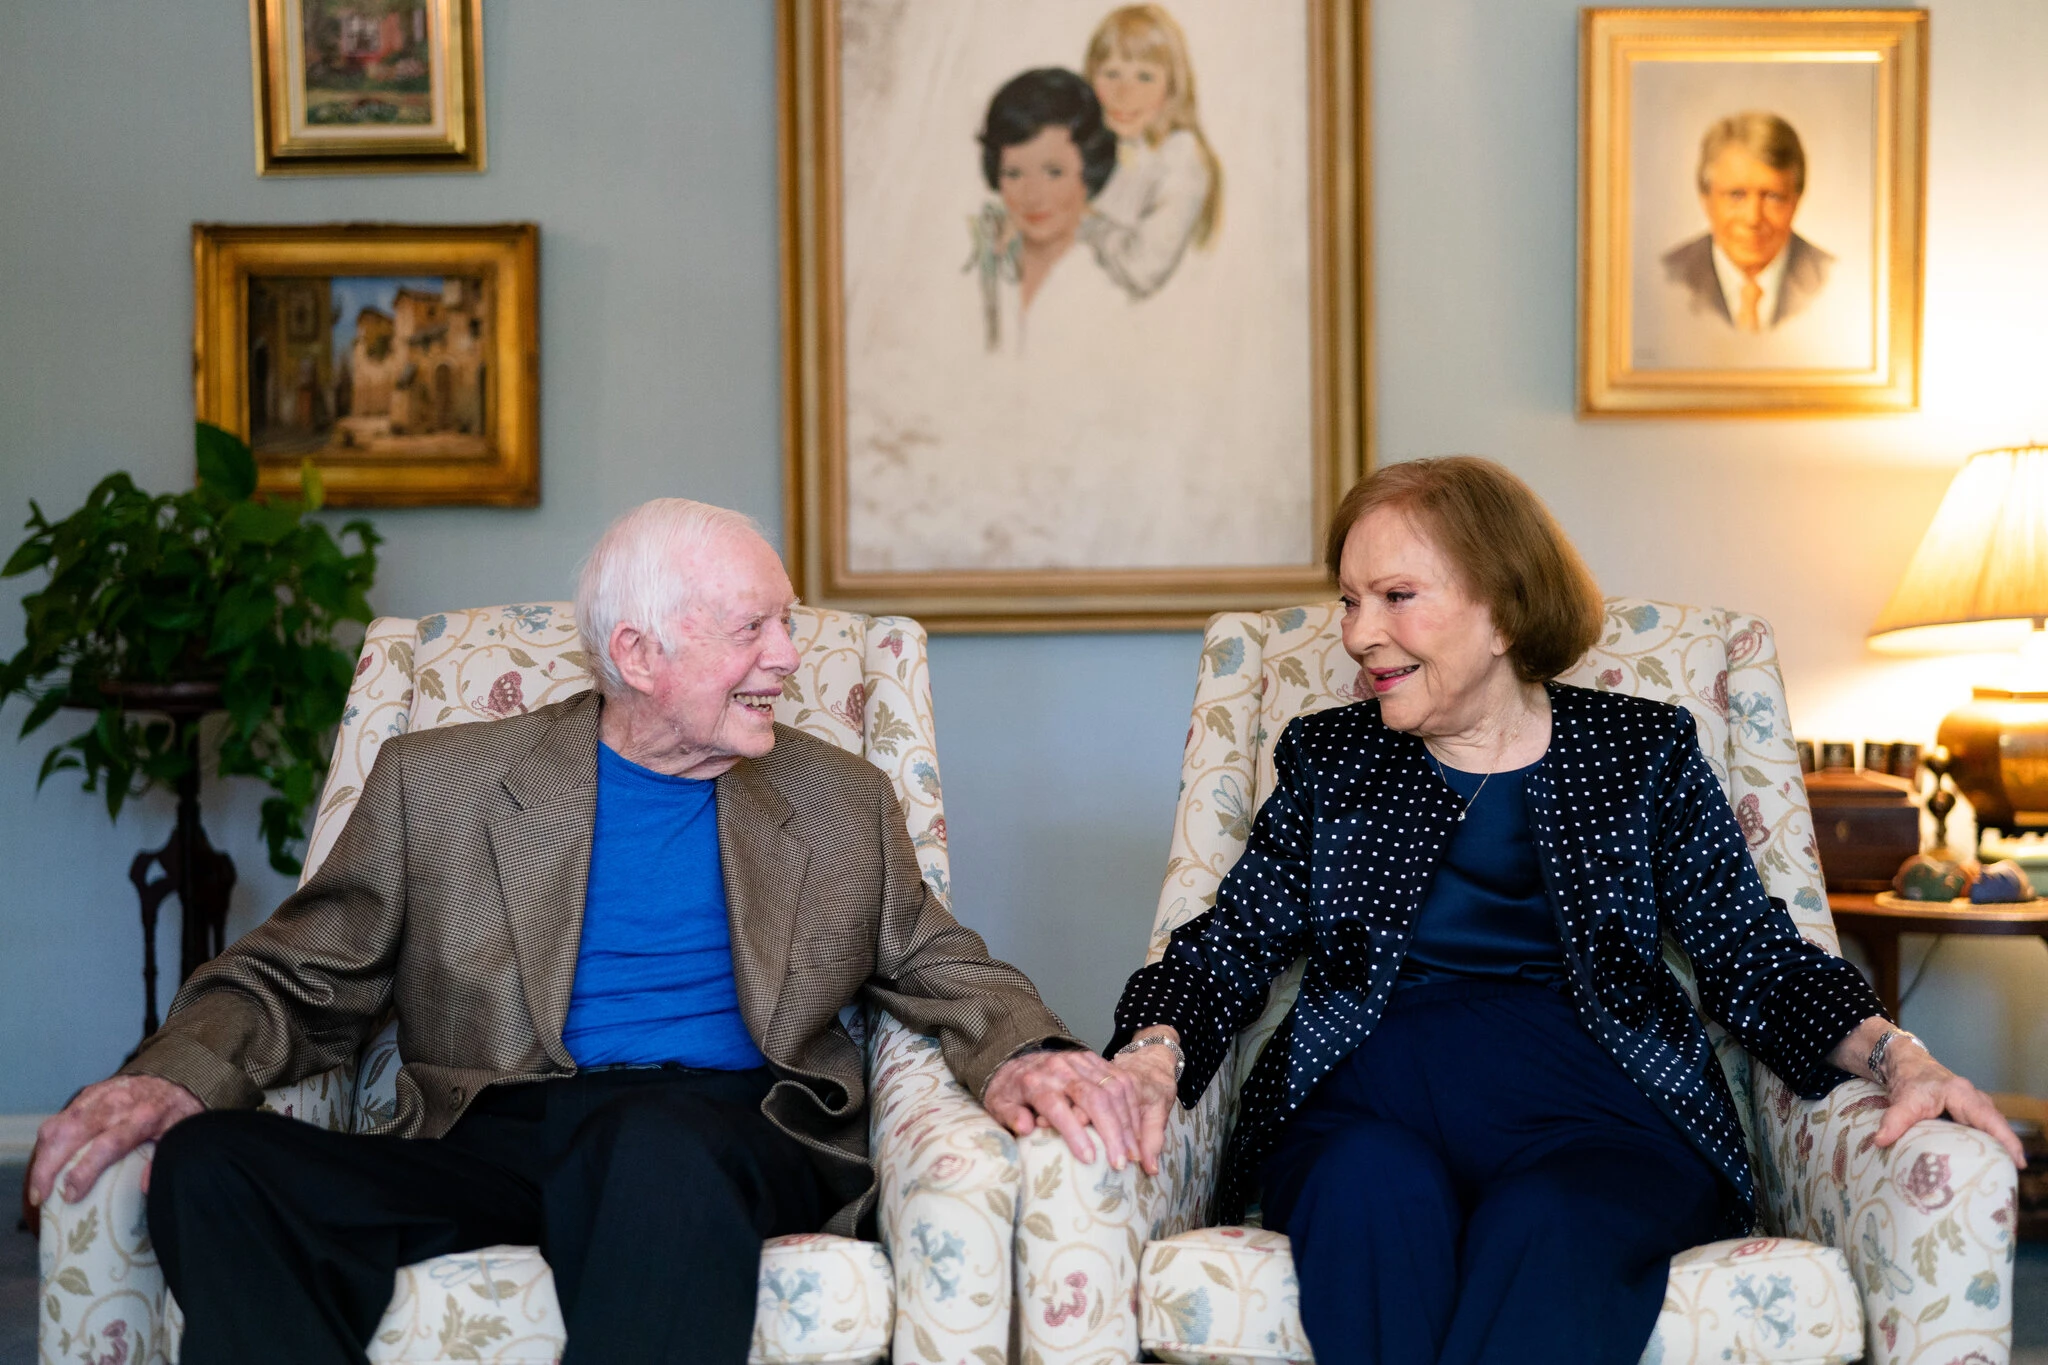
28,1075,204,1208
982,1030,1182,1176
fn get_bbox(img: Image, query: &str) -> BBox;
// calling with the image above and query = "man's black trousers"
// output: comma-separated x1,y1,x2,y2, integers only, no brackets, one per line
147,1066,834,1365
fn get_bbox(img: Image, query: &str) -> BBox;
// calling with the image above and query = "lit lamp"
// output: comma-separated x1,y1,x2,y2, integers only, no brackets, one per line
1868,444,2048,846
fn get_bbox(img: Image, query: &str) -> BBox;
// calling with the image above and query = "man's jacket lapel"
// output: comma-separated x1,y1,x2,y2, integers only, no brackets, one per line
487,690,601,1069
717,753,809,1049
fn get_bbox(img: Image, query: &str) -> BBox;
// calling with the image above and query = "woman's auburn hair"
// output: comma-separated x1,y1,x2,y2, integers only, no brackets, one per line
1323,457,1605,684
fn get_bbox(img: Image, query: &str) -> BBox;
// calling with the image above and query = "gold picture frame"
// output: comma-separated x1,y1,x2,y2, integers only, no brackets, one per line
193,223,539,507
250,0,484,176
780,0,1370,632
1580,9,1926,417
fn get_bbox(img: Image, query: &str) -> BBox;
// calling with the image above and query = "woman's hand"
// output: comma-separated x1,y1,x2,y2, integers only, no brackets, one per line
1873,1041,2026,1165
1113,1029,1184,1177
1832,1017,2026,1166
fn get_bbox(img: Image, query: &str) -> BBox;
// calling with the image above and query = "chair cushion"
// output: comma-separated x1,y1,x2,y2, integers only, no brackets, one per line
356,1235,891,1365
1139,1227,1311,1365
1137,1229,1862,1365
368,1245,562,1363
750,1234,895,1365
1646,1237,1863,1365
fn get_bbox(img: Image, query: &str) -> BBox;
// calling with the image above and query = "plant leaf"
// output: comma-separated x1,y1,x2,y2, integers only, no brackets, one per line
194,421,257,500
299,458,325,511
2,536,52,577
18,689,66,737
221,500,299,548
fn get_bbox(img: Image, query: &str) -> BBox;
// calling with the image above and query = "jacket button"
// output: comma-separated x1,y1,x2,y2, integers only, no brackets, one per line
451,1086,466,1106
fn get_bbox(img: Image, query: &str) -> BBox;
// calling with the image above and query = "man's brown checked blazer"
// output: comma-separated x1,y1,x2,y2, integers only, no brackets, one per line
124,689,1075,1235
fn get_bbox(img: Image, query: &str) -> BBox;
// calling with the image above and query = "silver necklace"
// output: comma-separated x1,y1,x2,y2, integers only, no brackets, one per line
1426,723,1521,822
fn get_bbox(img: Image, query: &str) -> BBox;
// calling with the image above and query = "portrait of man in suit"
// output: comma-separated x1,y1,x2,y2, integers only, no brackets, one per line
1661,111,1832,333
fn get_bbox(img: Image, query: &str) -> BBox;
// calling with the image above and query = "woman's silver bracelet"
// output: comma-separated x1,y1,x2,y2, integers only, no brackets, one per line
1866,1027,1916,1087
1116,1034,1185,1082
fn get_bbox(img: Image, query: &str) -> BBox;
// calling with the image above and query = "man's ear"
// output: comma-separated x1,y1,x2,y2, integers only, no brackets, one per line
608,623,659,696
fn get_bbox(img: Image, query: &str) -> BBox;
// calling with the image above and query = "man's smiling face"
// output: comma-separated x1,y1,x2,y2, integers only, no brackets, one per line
634,530,799,778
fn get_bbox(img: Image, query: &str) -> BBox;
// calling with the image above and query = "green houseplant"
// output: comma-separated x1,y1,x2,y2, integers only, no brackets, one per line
0,422,380,875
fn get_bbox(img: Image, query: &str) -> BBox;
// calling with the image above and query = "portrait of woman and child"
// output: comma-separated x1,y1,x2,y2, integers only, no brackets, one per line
841,1,1316,577
966,4,1224,350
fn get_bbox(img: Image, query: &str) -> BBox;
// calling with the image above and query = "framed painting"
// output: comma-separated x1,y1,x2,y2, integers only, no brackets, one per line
193,223,539,507
250,0,484,175
1580,9,1926,417
780,0,1370,631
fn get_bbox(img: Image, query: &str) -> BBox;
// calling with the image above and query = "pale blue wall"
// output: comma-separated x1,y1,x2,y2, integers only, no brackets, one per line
4,1,2047,1115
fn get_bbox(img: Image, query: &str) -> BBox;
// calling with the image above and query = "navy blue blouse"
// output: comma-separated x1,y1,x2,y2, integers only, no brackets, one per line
1109,684,1884,1230
1398,759,1567,990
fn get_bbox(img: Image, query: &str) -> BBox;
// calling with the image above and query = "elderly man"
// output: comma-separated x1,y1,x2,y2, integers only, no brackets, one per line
1662,110,1833,332
28,499,1141,1365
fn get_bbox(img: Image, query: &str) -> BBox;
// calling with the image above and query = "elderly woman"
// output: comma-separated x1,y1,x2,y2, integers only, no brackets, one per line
1095,458,2023,1365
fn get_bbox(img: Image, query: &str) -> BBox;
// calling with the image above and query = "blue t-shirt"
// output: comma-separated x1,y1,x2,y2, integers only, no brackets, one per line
561,742,767,1069
1396,758,1569,990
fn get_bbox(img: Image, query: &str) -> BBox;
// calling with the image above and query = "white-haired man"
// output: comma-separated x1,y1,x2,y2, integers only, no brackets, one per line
29,500,1142,1365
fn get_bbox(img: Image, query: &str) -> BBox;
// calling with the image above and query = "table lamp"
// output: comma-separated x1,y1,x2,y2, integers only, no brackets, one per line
1868,444,2048,845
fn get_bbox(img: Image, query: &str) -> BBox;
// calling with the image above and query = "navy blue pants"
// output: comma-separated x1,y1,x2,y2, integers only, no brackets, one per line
1261,980,1728,1365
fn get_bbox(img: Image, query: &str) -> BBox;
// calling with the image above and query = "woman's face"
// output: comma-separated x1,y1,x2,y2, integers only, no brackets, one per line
1337,505,1513,740
998,126,1090,247
1092,53,1171,139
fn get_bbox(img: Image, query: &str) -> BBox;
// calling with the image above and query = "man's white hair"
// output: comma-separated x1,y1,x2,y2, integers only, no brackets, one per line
574,498,767,693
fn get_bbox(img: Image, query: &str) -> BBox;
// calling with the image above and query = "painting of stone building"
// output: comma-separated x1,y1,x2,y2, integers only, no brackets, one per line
247,274,491,463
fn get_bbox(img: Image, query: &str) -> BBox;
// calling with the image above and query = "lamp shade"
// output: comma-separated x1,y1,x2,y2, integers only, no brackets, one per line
1868,444,2048,654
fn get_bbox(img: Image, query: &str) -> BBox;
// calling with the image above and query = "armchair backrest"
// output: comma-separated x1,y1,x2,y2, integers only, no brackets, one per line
1152,598,1835,1132
305,603,951,897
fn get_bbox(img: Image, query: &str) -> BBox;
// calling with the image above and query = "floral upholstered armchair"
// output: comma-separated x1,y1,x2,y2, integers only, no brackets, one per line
40,604,1025,1365
1010,600,2019,1365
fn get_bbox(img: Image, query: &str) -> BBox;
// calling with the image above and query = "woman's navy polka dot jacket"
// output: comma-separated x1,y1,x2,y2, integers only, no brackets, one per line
1109,682,1884,1229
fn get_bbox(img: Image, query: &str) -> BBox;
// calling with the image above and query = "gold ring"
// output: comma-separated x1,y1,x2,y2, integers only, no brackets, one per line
1096,1074,1113,1086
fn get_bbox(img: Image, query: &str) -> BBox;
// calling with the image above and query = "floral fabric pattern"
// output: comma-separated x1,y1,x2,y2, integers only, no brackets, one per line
1018,600,2017,1365
366,1245,564,1363
748,1236,893,1365
43,605,1014,1365
1138,1226,1309,1365
868,1009,1020,1363
1646,1237,1862,1365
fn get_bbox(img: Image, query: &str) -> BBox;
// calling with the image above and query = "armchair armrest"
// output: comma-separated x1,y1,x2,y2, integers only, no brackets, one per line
1753,1067,2018,1365
867,1009,1019,1365
38,1145,173,1365
1012,1068,1238,1365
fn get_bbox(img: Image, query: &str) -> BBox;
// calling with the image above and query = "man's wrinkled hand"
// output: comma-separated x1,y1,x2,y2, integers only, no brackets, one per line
28,1075,204,1208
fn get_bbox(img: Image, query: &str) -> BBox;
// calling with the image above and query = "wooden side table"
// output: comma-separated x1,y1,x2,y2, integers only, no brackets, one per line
1828,891,2048,1018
